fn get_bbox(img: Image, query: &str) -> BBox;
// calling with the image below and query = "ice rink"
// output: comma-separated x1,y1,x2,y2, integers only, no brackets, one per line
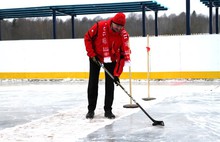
0,79,220,142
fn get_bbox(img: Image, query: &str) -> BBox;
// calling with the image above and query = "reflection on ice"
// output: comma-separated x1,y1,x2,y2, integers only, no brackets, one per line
83,89,220,142
0,81,88,130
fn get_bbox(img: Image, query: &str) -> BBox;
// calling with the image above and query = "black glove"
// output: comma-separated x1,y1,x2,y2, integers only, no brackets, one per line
114,76,120,86
91,56,100,66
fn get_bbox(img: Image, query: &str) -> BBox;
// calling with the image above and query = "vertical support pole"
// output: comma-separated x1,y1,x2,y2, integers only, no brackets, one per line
186,0,191,35
216,7,219,34
155,11,158,36
209,0,213,34
71,15,75,38
52,9,57,39
142,35,156,101
142,4,146,37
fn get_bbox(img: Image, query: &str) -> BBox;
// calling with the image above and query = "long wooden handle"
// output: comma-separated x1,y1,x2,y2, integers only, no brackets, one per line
147,35,150,98
129,66,132,104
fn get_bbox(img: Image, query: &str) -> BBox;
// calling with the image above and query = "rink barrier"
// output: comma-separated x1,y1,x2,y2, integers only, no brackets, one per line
0,35,219,79
0,71,219,79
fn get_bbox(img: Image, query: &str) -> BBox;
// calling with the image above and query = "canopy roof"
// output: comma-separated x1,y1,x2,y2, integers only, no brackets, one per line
200,0,220,7
0,1,167,19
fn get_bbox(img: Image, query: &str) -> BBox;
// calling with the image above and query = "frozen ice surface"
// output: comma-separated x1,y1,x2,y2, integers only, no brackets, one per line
83,87,220,142
0,79,220,142
0,80,88,130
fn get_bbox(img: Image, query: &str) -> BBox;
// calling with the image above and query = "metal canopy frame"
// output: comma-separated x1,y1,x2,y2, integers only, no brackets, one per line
0,1,168,40
200,0,220,34
201,0,220,7
0,1,167,19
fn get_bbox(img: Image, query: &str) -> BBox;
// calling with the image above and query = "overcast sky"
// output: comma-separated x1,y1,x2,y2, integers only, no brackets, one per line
0,0,211,18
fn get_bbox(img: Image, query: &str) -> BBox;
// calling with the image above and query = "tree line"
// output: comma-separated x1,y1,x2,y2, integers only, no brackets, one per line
0,11,219,40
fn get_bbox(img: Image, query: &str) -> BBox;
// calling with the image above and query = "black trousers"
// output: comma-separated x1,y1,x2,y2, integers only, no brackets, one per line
87,59,116,112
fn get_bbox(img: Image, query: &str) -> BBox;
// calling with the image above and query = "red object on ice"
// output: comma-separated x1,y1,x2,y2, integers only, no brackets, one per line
146,47,150,52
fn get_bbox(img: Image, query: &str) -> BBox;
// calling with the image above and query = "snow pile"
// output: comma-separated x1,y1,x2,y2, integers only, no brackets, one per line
0,106,138,142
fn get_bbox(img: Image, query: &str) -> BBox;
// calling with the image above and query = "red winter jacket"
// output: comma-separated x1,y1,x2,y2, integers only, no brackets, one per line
84,18,130,77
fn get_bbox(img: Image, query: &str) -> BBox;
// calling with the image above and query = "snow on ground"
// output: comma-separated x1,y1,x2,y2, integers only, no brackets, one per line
0,80,151,141
0,79,220,142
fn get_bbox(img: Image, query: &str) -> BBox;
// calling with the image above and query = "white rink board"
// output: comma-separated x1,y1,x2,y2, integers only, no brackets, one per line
0,34,219,72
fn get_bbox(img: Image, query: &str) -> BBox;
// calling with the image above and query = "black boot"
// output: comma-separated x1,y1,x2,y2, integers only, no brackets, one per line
104,111,115,119
86,111,94,119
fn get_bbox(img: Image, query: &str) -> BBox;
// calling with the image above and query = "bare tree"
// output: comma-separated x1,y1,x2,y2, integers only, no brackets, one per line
0,12,214,40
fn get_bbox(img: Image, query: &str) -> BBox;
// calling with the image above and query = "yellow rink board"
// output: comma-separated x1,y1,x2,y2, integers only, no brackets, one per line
0,71,219,79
